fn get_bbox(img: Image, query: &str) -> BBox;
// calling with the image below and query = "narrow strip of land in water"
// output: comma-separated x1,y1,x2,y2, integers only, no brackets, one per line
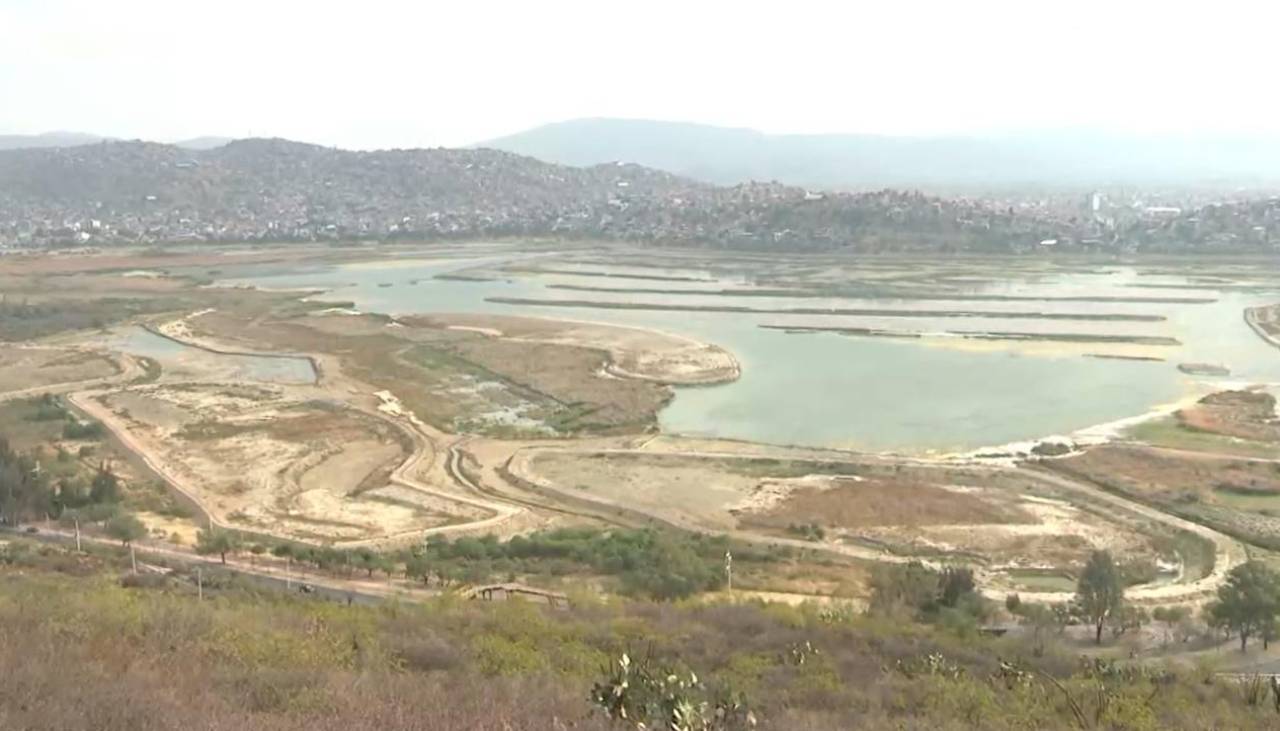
760,324,1181,346
498,267,716,282
484,297,1167,322
544,283,1217,305
1244,304,1280,349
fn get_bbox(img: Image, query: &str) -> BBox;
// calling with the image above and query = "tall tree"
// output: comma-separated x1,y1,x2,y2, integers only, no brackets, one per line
89,464,120,503
105,513,147,546
195,529,240,565
1076,550,1125,644
1207,561,1280,652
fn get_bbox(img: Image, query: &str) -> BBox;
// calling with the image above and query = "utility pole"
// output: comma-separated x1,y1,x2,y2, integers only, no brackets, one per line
285,556,292,591
725,550,733,594
74,518,81,553
130,543,137,574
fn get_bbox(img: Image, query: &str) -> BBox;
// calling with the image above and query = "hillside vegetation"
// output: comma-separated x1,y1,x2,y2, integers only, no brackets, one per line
1,542,1278,731
0,140,1064,251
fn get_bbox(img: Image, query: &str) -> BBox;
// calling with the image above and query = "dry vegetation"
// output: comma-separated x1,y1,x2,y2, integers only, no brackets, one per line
1176,390,1280,443
1049,444,1280,549
519,450,1174,576
409,313,740,385
0,346,119,393
3,549,1276,731
190,310,676,436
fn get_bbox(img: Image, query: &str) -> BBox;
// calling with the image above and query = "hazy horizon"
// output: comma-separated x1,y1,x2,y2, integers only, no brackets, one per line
4,0,1279,150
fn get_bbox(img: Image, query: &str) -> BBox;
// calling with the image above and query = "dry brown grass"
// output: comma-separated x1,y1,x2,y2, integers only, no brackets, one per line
1055,445,1280,500
194,312,671,435
743,478,1033,531
1176,390,1280,443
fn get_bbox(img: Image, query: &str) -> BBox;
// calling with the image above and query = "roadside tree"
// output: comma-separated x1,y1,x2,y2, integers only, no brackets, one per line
105,513,147,546
1206,561,1280,652
196,529,240,565
1076,550,1125,644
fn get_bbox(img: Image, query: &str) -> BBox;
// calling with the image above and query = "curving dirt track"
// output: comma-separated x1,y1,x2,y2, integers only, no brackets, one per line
52,309,1249,606
71,317,530,548
501,444,1248,606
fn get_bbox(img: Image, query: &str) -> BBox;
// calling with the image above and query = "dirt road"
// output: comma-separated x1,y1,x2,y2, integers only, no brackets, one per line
501,444,1248,605
1004,466,1247,605
10,525,435,604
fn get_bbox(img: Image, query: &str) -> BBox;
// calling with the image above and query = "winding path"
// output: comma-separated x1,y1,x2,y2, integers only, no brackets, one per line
39,311,1251,607
500,444,1248,605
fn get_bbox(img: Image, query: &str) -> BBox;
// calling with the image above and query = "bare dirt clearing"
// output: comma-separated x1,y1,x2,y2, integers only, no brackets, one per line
85,383,484,543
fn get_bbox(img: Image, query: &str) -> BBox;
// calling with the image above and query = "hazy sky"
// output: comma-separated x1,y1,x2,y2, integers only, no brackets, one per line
3,0,1277,149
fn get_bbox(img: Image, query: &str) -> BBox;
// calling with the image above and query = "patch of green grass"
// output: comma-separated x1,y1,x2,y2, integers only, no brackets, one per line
1125,417,1280,459
0,397,72,449
1002,568,1076,592
1212,486,1280,512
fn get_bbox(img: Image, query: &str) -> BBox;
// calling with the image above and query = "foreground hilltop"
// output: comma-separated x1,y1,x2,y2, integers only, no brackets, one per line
0,139,1061,250
1,138,1275,252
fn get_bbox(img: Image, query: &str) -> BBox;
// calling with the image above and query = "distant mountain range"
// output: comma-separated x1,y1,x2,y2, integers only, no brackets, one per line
0,138,1070,251
479,118,1280,190
1,136,1274,252
0,132,109,151
0,132,234,151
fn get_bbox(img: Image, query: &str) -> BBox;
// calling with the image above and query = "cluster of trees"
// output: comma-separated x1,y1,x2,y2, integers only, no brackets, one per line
2,436,119,524
0,436,46,526
1070,551,1280,653
1002,551,1280,657
1206,561,1280,652
405,528,742,599
868,562,988,631
208,528,761,601
1,421,126,536
873,551,1160,648
25,393,106,440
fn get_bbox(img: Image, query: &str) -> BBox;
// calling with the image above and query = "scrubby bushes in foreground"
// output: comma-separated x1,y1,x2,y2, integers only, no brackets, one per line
1,560,1279,730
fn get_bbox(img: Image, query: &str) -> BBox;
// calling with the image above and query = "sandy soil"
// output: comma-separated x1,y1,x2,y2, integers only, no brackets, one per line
84,384,454,542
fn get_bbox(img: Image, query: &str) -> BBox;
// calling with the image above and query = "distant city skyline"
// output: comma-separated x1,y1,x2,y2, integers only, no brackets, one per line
3,0,1279,150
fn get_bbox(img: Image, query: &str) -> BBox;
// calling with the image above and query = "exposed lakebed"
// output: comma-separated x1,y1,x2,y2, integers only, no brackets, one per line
210,251,1280,454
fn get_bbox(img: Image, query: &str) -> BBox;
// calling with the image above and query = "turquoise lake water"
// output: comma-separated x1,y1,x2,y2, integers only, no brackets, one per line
216,255,1280,454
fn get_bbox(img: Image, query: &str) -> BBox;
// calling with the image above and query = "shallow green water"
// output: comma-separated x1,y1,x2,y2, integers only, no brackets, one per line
107,327,317,385
218,255,1280,454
